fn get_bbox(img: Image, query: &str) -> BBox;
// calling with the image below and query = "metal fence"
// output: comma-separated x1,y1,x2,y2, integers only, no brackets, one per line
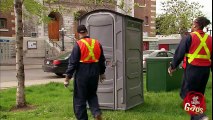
0,39,15,65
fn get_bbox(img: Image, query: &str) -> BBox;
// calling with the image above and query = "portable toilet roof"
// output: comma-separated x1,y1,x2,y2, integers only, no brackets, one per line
79,9,144,110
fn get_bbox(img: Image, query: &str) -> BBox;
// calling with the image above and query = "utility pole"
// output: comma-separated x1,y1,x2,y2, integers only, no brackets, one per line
59,28,67,51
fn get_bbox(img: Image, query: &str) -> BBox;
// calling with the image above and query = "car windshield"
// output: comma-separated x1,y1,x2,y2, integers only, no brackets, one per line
143,50,154,55
57,52,71,59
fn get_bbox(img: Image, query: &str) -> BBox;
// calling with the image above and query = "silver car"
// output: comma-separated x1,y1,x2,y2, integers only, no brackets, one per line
143,50,174,71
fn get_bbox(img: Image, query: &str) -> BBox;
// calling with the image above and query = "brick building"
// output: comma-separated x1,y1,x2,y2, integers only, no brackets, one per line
0,0,156,38
0,0,157,59
134,0,156,37
0,11,15,37
134,0,158,50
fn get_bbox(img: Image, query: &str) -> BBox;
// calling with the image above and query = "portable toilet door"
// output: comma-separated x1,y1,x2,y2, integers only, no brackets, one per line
82,11,116,110
79,9,143,110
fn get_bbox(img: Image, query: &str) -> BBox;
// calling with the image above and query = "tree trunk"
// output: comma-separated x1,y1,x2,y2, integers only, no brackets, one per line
15,0,26,108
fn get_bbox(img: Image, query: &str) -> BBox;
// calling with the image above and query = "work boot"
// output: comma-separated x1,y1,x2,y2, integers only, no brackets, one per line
95,114,102,120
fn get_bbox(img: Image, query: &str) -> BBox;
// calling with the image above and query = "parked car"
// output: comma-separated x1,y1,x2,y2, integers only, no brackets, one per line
143,49,174,71
42,52,71,76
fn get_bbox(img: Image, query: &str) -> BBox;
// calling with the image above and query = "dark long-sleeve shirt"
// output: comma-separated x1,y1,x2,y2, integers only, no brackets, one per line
171,31,212,71
65,36,106,79
171,34,192,69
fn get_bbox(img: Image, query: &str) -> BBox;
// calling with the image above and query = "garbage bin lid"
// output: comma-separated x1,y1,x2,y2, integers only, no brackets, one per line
146,57,173,61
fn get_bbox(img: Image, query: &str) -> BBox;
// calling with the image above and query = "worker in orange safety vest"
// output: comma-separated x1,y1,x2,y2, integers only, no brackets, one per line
168,16,212,120
64,25,106,120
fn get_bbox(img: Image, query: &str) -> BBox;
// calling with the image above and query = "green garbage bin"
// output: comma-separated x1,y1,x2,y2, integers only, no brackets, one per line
146,57,183,92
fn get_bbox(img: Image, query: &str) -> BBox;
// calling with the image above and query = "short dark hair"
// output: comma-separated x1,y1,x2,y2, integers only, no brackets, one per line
77,25,88,33
195,17,211,29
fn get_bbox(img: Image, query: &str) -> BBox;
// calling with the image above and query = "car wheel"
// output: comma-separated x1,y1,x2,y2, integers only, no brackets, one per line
55,73,64,77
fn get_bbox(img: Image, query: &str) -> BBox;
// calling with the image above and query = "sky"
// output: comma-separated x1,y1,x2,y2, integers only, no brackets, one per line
156,0,212,24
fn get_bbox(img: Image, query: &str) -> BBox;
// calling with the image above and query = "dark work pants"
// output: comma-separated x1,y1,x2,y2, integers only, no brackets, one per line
180,64,210,120
73,75,101,120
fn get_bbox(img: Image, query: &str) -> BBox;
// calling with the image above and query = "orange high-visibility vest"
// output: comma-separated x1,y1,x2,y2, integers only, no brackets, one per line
185,31,212,66
77,38,101,63
182,57,187,69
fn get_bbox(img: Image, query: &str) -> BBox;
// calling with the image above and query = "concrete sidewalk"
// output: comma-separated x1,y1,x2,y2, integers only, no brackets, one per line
0,57,44,70
0,57,44,66
0,78,64,90
0,65,42,71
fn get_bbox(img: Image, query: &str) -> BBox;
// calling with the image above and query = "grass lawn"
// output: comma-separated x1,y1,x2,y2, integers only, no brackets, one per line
0,73,212,120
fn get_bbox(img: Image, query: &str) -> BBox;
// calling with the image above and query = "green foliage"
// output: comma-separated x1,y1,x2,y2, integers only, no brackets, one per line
0,0,52,24
44,0,59,4
24,0,46,17
0,0,14,13
24,0,50,24
0,0,142,24
118,0,125,10
73,10,88,21
0,74,212,120
156,0,204,35
156,14,179,35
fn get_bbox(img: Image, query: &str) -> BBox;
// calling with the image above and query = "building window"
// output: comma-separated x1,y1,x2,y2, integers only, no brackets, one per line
145,16,149,25
0,18,7,29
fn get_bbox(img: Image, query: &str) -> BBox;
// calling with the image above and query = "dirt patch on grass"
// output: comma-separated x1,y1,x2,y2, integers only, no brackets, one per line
10,105,36,112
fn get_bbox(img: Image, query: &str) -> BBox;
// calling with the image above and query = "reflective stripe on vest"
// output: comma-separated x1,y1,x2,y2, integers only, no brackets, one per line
79,39,98,62
185,32,211,63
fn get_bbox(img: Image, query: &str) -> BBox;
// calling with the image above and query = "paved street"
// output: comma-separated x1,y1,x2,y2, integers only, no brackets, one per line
0,68,64,82
0,67,64,89
0,57,65,89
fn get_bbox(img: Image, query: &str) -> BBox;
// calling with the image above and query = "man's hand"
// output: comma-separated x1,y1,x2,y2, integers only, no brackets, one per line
64,77,70,88
168,66,176,76
64,81,69,88
99,74,106,83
